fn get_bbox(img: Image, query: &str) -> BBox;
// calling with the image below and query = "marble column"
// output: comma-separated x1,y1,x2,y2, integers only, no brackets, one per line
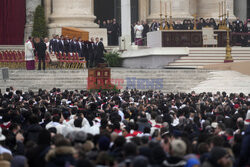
172,0,193,19
147,0,193,21
138,0,149,21
197,0,235,20
47,0,107,45
234,0,247,21
24,0,41,41
121,0,131,37
48,0,97,29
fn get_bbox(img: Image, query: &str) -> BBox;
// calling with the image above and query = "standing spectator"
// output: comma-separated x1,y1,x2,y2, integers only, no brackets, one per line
49,34,55,53
88,37,97,68
24,37,35,70
35,38,47,71
69,37,77,54
101,21,107,28
111,19,120,46
150,20,159,31
64,36,70,56
58,35,65,55
107,20,112,46
77,37,83,57
95,37,106,65
44,37,49,54
142,21,150,45
134,21,144,46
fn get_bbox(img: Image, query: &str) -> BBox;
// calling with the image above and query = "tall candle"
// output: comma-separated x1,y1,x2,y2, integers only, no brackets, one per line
165,1,167,16
160,0,162,15
222,1,224,20
170,0,172,16
219,2,221,18
224,0,226,17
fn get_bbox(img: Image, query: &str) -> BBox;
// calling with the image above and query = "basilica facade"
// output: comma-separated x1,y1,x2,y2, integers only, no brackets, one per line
1,0,249,45
25,0,248,39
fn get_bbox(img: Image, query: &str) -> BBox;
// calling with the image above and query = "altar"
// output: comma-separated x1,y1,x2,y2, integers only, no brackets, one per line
147,30,227,48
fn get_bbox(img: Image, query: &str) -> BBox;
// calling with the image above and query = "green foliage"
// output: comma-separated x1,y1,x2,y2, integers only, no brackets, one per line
89,84,120,93
104,52,123,67
32,5,48,38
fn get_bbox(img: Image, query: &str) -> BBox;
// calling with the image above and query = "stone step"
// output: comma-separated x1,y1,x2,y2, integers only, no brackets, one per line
174,59,250,63
0,69,211,93
189,53,250,57
180,56,250,60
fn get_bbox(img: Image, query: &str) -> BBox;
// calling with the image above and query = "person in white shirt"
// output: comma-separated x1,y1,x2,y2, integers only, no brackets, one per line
44,37,50,54
25,36,35,70
134,21,144,46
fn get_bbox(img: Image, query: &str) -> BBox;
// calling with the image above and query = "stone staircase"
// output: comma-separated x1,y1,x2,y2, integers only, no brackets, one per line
0,68,212,93
166,47,250,68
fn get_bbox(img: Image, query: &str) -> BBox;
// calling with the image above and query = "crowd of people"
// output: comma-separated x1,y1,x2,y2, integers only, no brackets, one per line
97,18,250,46
97,19,120,46
0,87,250,167
24,35,106,71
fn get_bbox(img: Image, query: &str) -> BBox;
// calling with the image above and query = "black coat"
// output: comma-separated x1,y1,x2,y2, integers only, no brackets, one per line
64,40,70,54
142,24,150,38
96,41,106,64
35,41,47,59
24,124,43,143
69,41,77,53
58,40,64,53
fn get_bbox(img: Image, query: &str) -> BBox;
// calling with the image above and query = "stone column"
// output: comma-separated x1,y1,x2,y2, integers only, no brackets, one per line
138,0,149,21
147,0,161,21
147,0,193,22
48,0,97,29
24,0,41,41
197,0,235,20
47,0,107,45
172,0,193,19
44,0,51,26
121,0,131,37
234,0,247,21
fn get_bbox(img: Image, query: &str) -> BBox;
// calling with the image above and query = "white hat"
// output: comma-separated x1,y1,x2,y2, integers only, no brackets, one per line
244,110,250,125
211,122,218,129
0,127,6,141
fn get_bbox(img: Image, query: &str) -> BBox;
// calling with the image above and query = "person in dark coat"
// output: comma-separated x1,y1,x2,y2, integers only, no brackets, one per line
150,20,159,31
238,125,250,166
26,130,51,167
64,36,70,56
35,38,47,70
88,37,97,68
24,114,43,143
58,35,65,55
111,19,120,46
45,138,76,167
82,41,89,67
76,37,83,57
49,34,55,53
95,37,106,65
107,20,112,46
142,21,150,45
69,37,77,54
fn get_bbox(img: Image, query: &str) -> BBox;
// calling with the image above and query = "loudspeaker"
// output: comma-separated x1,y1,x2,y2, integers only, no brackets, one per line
2,68,9,81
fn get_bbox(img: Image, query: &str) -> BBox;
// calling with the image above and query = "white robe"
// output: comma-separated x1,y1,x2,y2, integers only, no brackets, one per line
25,40,34,61
134,24,144,38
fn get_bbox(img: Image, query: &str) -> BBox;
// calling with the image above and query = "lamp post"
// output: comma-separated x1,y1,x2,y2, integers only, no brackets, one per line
169,0,173,30
224,9,233,63
164,0,168,30
160,0,163,30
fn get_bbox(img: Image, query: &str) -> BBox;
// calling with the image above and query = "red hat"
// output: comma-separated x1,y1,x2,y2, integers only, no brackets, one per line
234,104,240,109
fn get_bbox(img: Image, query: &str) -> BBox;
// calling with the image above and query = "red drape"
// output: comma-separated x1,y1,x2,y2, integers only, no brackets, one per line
0,0,26,45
